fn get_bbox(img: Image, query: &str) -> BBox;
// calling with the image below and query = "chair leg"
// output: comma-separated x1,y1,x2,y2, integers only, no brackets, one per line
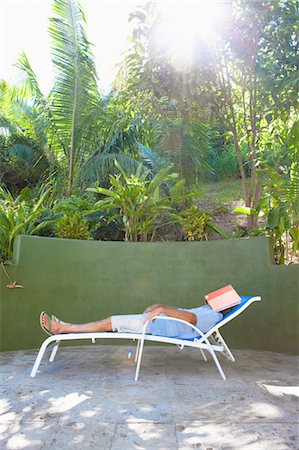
49,342,61,363
201,337,227,380
135,339,141,363
209,347,227,380
200,348,207,361
134,337,145,382
30,337,54,378
214,331,235,362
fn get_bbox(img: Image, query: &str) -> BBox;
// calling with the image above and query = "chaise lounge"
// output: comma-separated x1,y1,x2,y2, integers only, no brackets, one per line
30,295,261,381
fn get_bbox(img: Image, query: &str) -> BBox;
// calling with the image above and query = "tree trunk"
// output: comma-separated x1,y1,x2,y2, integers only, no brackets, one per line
221,59,250,211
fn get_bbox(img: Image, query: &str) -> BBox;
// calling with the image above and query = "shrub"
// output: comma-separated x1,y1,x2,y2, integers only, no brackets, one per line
180,205,228,241
88,161,199,242
55,213,91,240
0,186,51,261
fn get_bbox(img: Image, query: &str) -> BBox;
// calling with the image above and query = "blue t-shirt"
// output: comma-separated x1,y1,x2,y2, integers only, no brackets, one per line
147,305,223,339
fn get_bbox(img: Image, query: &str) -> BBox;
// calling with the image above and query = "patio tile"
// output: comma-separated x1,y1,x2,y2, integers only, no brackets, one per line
0,346,298,449
111,422,177,450
1,419,115,450
175,421,299,450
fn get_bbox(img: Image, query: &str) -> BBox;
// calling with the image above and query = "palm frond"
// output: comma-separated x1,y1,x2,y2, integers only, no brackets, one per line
9,144,36,167
16,52,49,111
159,121,210,184
79,151,141,187
48,0,100,192
136,141,169,173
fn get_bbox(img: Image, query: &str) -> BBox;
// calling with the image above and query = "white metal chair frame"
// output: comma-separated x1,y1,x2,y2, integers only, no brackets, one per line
30,296,261,381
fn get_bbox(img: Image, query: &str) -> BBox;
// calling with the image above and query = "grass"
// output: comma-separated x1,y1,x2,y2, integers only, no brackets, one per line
196,178,246,206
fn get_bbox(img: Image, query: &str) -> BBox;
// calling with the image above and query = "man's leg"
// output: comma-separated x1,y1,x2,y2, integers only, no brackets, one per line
42,313,112,334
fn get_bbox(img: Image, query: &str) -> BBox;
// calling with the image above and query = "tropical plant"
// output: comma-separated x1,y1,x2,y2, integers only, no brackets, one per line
53,195,94,216
233,162,299,264
55,213,91,240
88,161,199,242
0,187,51,261
180,205,228,241
263,163,298,264
235,118,299,263
0,80,51,191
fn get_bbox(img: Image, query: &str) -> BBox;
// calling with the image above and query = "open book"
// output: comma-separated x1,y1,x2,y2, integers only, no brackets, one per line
204,284,242,312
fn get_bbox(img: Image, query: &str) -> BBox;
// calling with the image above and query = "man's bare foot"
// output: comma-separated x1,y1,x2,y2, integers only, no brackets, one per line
41,312,62,334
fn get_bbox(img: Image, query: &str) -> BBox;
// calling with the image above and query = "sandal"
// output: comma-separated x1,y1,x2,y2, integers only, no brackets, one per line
52,314,61,324
52,314,67,325
39,311,53,336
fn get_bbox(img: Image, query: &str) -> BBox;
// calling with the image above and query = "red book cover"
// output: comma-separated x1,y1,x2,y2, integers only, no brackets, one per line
204,285,241,312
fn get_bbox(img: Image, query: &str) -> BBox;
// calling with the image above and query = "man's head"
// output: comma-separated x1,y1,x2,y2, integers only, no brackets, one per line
204,298,235,316
220,306,235,316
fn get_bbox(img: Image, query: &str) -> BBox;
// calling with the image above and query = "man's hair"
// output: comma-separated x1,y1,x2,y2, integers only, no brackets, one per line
220,306,235,316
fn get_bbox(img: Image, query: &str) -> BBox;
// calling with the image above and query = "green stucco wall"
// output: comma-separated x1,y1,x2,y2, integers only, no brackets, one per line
1,235,298,353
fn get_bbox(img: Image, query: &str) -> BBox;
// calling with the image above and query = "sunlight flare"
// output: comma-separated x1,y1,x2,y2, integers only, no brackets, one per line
155,1,230,71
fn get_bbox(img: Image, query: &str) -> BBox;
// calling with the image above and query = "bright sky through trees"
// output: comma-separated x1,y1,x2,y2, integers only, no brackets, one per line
156,1,229,71
0,0,138,94
0,0,231,93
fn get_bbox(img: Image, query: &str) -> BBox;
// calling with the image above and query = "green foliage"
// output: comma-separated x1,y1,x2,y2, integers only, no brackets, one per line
36,194,97,237
7,0,103,195
48,0,101,194
88,161,199,242
233,162,299,263
55,213,91,240
262,167,298,264
0,81,50,192
54,195,94,217
180,205,228,241
0,137,12,185
0,187,51,261
158,120,210,184
204,144,245,181
0,0,297,261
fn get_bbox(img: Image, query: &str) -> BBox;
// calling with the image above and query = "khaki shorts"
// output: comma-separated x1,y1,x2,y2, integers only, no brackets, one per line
111,314,149,333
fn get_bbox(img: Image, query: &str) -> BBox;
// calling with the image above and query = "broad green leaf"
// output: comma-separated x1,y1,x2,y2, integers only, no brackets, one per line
170,179,185,200
148,165,174,193
233,207,256,216
114,159,127,180
290,227,299,251
90,187,119,199
268,207,280,228
153,186,160,203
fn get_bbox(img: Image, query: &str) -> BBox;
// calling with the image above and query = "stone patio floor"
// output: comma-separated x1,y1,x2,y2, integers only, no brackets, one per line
0,345,298,449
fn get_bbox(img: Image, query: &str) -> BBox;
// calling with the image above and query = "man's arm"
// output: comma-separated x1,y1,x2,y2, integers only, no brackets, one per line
144,303,177,313
144,305,197,325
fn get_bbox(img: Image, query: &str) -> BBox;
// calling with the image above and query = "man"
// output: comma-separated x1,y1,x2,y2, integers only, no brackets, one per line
40,301,225,339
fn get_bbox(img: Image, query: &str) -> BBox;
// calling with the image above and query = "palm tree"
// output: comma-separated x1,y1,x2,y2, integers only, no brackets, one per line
48,0,101,194
11,1,102,194
7,0,158,193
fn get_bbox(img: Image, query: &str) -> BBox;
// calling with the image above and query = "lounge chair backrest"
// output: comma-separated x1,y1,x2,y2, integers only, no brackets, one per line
203,295,261,337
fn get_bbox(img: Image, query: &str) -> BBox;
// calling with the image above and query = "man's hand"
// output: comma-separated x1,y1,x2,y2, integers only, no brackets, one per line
144,306,163,324
143,303,163,313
